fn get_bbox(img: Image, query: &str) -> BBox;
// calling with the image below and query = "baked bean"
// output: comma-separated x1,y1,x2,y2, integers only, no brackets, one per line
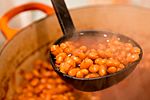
45,83,53,89
55,78,64,84
97,49,106,58
65,41,73,46
120,51,127,58
106,59,115,67
79,46,88,52
71,56,81,64
56,85,70,94
106,59,120,67
64,47,73,54
98,43,106,50
78,52,86,60
113,60,120,67
127,53,139,63
118,64,125,69
87,49,99,59
105,49,113,58
65,57,76,68
107,67,117,74
26,92,33,97
125,43,133,51
80,58,93,69
76,71,84,78
32,69,40,77
60,63,71,74
80,69,89,75
110,46,117,53
37,84,45,91
131,47,141,54
68,68,80,77
60,43,67,50
47,79,54,84
89,65,99,73
51,45,63,56
95,58,107,65
40,78,47,84
30,78,39,86
99,65,107,76
73,49,86,59
85,73,99,78
41,69,51,77
56,53,67,64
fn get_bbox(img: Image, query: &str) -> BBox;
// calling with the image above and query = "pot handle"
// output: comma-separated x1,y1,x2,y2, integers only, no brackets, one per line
0,2,54,40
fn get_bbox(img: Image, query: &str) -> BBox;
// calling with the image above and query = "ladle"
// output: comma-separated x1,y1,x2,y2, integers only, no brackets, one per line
49,0,143,92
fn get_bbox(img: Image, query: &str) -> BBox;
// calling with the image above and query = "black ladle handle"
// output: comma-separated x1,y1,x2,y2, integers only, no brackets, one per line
51,0,75,36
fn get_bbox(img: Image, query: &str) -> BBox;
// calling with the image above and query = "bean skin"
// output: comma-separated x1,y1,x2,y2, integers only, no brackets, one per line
107,67,117,74
60,63,71,74
71,56,81,64
30,78,39,86
106,59,120,67
68,68,80,77
95,58,107,65
105,49,113,58
80,58,93,69
60,43,67,50
127,53,139,62
32,69,41,77
99,65,107,76
125,43,133,51
51,45,63,56
64,47,73,54
79,46,88,52
76,71,84,78
89,65,99,73
73,49,86,60
85,73,99,78
80,69,89,76
65,57,76,68
87,49,99,59
97,49,106,58
56,53,67,64
131,47,141,54
106,59,114,67
78,52,86,60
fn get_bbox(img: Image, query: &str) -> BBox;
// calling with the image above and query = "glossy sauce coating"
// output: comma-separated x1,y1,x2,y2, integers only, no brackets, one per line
51,37,141,78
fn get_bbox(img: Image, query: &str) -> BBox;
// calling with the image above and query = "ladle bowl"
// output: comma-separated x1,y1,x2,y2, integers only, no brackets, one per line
50,30,143,92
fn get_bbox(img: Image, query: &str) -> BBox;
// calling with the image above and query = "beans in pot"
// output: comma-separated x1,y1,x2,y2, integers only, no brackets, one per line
13,60,89,100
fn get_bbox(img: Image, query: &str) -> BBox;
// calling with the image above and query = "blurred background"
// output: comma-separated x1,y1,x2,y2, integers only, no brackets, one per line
0,0,150,47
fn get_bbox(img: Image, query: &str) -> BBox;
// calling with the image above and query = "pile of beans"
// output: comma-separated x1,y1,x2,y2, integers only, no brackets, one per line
13,60,81,100
51,37,141,78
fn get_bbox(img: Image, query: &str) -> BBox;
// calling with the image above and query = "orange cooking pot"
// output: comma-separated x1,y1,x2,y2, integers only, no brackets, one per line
0,2,150,100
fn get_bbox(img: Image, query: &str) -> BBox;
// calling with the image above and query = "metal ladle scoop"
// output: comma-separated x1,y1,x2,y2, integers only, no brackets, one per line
49,0,143,92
